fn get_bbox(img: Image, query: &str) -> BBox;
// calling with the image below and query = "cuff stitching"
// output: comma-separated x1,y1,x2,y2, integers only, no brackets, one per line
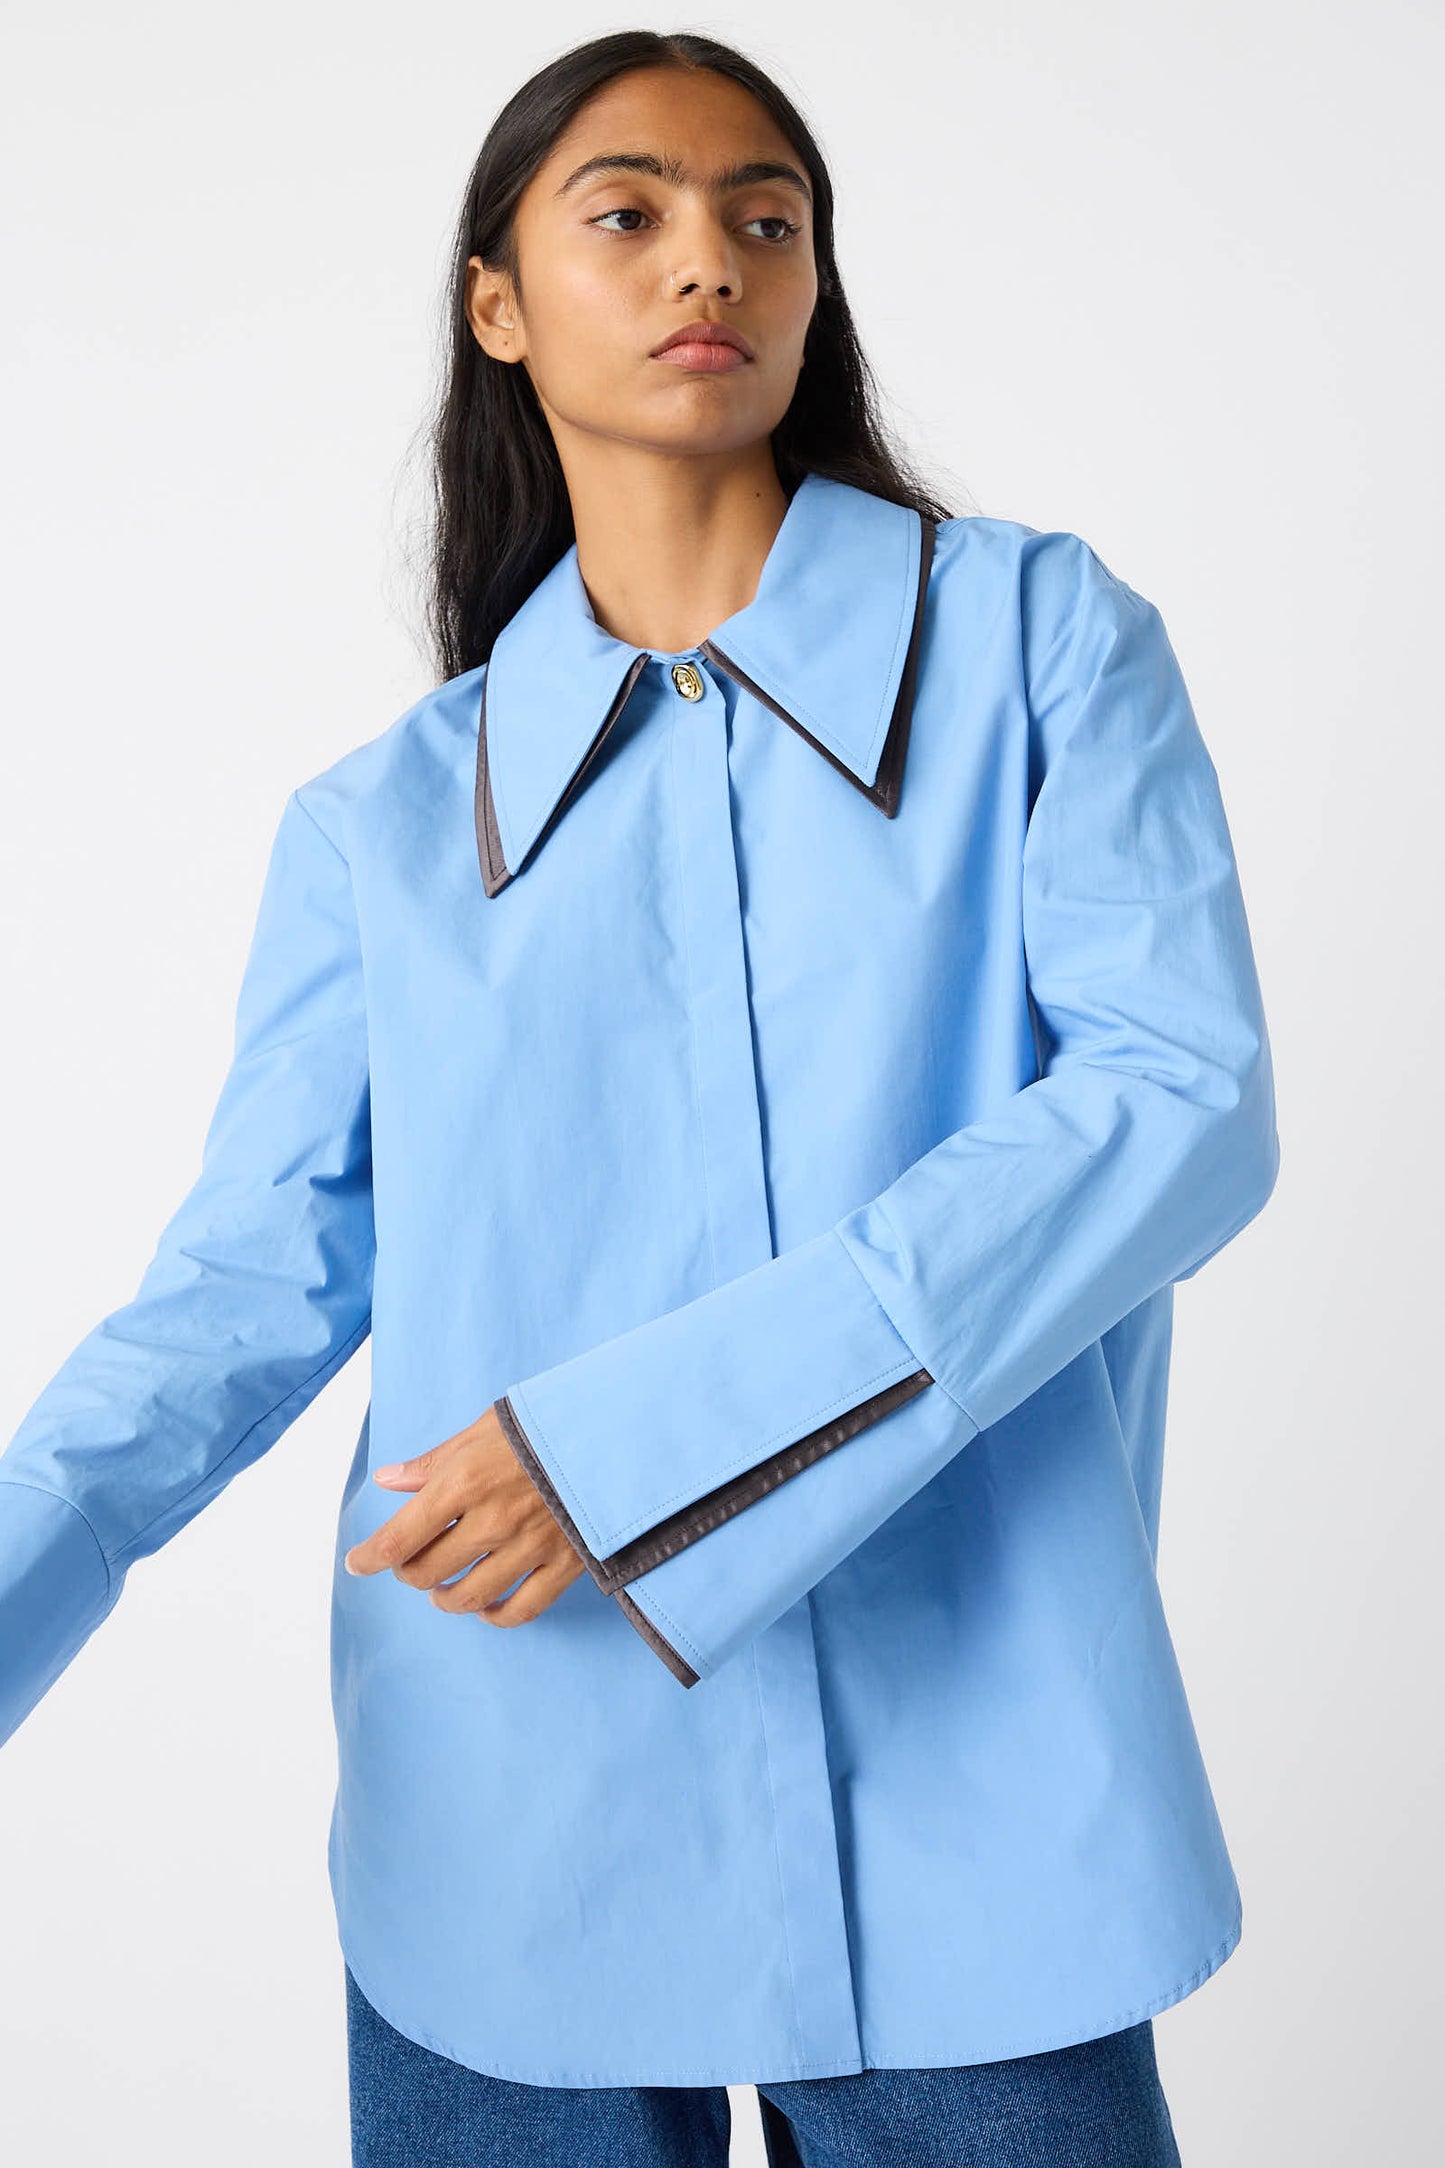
831,1231,984,1430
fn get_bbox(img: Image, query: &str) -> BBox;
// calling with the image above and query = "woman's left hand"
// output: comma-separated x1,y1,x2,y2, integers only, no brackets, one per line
342,1403,587,1626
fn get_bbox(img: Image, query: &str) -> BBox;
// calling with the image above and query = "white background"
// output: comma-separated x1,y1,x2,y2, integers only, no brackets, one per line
2,4,1440,2162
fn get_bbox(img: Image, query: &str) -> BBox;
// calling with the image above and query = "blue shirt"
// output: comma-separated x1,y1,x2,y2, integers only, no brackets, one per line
0,471,1280,2085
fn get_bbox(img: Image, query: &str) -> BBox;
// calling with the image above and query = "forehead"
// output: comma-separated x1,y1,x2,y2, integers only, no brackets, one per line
531,65,804,193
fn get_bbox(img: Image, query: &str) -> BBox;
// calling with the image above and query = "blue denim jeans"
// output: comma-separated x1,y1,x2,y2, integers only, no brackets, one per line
344,1962,1184,2165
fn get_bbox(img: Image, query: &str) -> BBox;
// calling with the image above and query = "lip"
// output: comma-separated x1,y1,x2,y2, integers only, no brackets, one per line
651,319,754,370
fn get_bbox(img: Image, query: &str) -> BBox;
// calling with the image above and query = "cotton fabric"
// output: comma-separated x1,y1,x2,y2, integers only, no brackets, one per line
0,471,1280,2084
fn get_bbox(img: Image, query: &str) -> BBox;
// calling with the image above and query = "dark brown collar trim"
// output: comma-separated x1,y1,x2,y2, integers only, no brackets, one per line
474,666,510,898
475,651,650,899
699,512,936,821
475,510,936,893
873,511,937,817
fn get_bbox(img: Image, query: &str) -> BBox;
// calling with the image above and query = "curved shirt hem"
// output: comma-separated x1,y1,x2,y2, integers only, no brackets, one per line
334,1902,1242,2089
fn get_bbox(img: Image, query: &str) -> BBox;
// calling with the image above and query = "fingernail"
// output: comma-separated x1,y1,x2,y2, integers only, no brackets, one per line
344,1554,359,1574
374,1465,402,1481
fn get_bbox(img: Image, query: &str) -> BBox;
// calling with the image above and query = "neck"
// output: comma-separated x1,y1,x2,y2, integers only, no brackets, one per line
561,444,790,655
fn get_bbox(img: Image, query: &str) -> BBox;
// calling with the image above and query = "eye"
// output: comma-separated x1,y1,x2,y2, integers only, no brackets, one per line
741,215,803,244
589,206,651,234
587,206,803,244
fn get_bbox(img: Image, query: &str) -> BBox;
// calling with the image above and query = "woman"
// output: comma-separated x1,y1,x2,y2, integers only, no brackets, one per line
0,28,1279,2168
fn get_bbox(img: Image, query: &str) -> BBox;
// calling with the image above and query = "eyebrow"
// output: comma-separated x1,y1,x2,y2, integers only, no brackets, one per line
554,151,813,207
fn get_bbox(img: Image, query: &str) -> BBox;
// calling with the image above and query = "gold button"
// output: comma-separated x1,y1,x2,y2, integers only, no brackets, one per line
670,661,705,701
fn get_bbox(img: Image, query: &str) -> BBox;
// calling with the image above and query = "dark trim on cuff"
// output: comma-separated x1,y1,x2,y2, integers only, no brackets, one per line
493,1365,935,1599
595,1366,935,1587
494,1394,702,1686
492,1391,614,1586
613,1587,700,1687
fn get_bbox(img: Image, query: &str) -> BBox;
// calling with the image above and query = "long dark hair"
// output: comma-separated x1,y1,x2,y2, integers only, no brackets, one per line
416,29,960,685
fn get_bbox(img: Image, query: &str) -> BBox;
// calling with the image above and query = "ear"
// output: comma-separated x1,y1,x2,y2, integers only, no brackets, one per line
465,255,526,363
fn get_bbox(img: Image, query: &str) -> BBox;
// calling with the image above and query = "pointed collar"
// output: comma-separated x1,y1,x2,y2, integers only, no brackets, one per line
475,471,936,898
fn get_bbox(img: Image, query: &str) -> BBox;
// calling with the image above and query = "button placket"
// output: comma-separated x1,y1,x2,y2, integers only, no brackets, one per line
665,650,865,2070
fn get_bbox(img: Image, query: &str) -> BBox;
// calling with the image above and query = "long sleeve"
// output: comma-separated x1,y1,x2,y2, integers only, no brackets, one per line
0,787,375,1746
494,532,1281,1687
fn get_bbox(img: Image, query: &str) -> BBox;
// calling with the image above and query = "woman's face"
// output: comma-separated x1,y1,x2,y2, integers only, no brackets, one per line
467,65,819,464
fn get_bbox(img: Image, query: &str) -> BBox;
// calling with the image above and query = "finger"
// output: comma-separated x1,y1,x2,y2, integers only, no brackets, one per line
372,1446,446,1490
392,1515,499,1591
373,1403,492,1485
428,1539,539,1615
477,1555,578,1627
344,1478,467,1578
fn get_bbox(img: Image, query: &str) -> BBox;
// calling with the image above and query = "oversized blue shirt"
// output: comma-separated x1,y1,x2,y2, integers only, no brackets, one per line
0,471,1280,2084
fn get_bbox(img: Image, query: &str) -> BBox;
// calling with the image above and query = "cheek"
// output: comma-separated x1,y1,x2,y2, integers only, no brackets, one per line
525,261,647,400
763,272,817,350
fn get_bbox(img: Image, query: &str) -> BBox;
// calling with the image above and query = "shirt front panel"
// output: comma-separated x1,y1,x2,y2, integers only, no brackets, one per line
0,481,1275,2086
312,513,1242,2079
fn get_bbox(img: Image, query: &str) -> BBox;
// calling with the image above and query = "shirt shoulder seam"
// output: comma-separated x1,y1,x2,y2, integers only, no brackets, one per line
289,784,353,870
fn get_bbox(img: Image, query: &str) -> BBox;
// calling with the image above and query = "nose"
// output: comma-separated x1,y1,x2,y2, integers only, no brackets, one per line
665,207,740,300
